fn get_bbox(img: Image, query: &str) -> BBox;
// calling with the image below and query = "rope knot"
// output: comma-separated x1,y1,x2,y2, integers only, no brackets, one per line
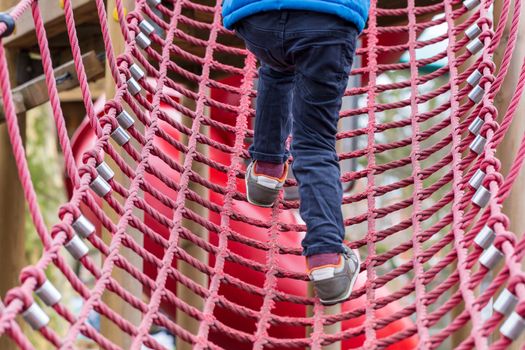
482,172,504,188
50,222,74,241
508,274,525,294
58,203,81,221
478,29,494,42
78,164,98,180
477,17,492,29
493,232,516,252
478,60,496,75
480,158,501,172
488,215,510,232
480,120,499,136
480,105,498,119
82,149,103,165
20,266,46,287
4,287,32,311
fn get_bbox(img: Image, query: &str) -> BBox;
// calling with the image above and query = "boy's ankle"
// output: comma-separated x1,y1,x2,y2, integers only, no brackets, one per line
254,161,285,179
307,253,341,270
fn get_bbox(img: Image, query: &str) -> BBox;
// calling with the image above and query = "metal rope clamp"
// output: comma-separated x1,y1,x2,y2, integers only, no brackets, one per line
464,0,481,10
72,214,95,238
500,311,525,341
136,32,152,49
470,134,487,154
467,38,484,55
479,244,504,269
96,161,115,182
467,70,483,87
465,24,482,40
35,280,62,306
127,77,142,96
469,168,486,189
116,110,135,129
139,20,155,36
147,0,161,8
22,302,50,330
468,116,484,135
89,175,112,197
64,235,89,260
494,289,519,316
111,125,131,146
474,225,495,249
472,185,491,207
468,85,485,104
130,64,145,81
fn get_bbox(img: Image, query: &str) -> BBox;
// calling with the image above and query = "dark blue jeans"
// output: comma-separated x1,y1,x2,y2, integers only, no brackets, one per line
235,11,358,256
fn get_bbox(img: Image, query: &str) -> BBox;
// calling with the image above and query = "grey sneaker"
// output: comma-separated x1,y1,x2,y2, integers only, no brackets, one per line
245,161,288,207
309,247,360,305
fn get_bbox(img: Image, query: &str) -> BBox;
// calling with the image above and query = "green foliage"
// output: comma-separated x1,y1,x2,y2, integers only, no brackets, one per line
24,104,68,349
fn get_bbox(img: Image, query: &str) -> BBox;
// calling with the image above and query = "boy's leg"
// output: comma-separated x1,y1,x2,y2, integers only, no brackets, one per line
244,64,293,206
249,63,293,165
235,16,294,206
291,37,356,256
288,24,360,304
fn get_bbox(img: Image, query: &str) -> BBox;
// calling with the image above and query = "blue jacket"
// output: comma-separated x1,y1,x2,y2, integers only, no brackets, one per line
222,0,370,32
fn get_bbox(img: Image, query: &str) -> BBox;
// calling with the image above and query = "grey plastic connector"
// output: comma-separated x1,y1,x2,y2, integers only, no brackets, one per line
22,303,50,330
500,312,525,341
71,214,95,238
96,161,115,182
469,169,486,189
116,110,135,129
468,85,485,104
89,175,111,197
468,116,484,135
111,126,131,146
470,134,487,154
479,245,504,269
494,289,519,316
472,185,491,207
139,20,155,36
136,32,151,49
64,235,89,260
474,225,495,249
127,77,142,96
35,280,62,306
467,38,484,55
129,64,145,81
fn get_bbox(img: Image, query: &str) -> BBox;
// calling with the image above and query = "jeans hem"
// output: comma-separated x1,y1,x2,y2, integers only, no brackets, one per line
303,244,345,256
250,150,289,164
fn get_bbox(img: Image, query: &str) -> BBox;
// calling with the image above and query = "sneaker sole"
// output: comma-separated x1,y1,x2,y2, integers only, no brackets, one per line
319,251,361,306
244,167,277,208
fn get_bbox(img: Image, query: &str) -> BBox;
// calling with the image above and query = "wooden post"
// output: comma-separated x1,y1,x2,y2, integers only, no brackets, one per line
493,1,525,349
100,0,141,347
0,2,26,350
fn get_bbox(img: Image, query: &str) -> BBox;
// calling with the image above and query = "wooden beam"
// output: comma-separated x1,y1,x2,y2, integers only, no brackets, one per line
0,51,104,123
4,0,97,49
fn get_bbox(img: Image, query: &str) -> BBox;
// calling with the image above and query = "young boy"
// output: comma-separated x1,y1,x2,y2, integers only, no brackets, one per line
222,0,370,305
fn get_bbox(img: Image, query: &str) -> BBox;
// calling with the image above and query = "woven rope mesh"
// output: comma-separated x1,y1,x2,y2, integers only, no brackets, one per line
1,0,525,348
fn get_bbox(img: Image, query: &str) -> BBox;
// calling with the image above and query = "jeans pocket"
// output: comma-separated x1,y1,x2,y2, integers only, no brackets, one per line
237,23,283,69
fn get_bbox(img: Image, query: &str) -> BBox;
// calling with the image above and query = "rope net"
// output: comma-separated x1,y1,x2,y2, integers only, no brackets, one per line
1,0,525,348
